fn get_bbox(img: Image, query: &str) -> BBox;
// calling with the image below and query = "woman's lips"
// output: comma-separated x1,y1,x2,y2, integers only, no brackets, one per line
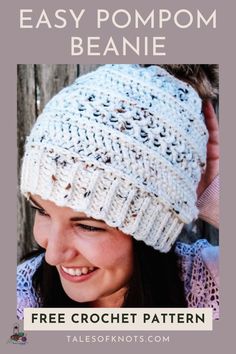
59,265,98,283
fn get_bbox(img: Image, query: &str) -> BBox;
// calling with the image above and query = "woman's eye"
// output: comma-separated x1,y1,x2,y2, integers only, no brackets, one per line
30,205,48,217
75,224,104,232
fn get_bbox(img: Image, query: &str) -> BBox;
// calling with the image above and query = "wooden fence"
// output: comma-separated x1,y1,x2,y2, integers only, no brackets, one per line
17,64,218,262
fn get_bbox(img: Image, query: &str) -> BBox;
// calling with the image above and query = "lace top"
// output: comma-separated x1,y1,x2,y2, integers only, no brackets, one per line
17,239,219,320
175,239,219,319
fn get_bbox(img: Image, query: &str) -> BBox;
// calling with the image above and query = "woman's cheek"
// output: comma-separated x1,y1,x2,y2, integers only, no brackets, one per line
72,234,114,267
33,217,50,248
77,237,114,266
77,233,132,268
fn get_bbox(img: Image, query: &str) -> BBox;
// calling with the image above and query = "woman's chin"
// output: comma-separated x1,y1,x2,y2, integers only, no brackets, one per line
61,285,96,303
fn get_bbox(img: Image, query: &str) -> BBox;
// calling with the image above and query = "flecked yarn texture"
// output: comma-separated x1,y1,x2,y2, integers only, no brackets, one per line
20,64,208,252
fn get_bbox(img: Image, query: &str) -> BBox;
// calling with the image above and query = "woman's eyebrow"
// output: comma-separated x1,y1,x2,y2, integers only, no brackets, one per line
28,196,43,209
28,196,106,224
70,216,106,223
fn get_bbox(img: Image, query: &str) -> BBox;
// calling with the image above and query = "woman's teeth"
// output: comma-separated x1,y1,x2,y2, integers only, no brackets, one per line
61,266,95,276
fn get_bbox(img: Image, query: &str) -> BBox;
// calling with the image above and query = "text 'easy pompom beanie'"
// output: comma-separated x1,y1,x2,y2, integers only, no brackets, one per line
20,64,208,252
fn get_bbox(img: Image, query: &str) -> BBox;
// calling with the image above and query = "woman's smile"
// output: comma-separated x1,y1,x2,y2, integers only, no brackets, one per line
59,265,99,283
61,265,97,276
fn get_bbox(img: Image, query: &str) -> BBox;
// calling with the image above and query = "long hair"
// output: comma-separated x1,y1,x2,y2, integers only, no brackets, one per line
22,238,187,308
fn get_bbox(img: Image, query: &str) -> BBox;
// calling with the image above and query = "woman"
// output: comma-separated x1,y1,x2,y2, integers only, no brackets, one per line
17,64,219,319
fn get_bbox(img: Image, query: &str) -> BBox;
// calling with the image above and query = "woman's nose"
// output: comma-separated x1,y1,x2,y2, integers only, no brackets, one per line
44,223,77,266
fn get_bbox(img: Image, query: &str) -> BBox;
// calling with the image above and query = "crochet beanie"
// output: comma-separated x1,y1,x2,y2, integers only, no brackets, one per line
20,64,208,252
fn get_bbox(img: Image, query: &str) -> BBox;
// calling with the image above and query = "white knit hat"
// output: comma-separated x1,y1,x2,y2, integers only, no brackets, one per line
20,64,208,252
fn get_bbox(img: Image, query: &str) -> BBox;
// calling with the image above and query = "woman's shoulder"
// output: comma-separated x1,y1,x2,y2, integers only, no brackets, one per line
17,253,44,282
175,238,214,255
175,239,219,285
174,239,219,319
17,253,44,320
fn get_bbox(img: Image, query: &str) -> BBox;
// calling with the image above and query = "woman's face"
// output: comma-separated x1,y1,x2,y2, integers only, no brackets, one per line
30,194,134,307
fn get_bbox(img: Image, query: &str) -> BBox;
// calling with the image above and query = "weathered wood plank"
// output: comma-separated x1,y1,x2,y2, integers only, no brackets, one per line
36,64,78,113
17,64,37,262
17,64,78,261
79,64,101,76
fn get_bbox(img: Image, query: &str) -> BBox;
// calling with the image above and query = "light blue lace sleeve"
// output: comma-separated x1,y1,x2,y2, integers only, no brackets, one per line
17,253,44,320
175,239,219,319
